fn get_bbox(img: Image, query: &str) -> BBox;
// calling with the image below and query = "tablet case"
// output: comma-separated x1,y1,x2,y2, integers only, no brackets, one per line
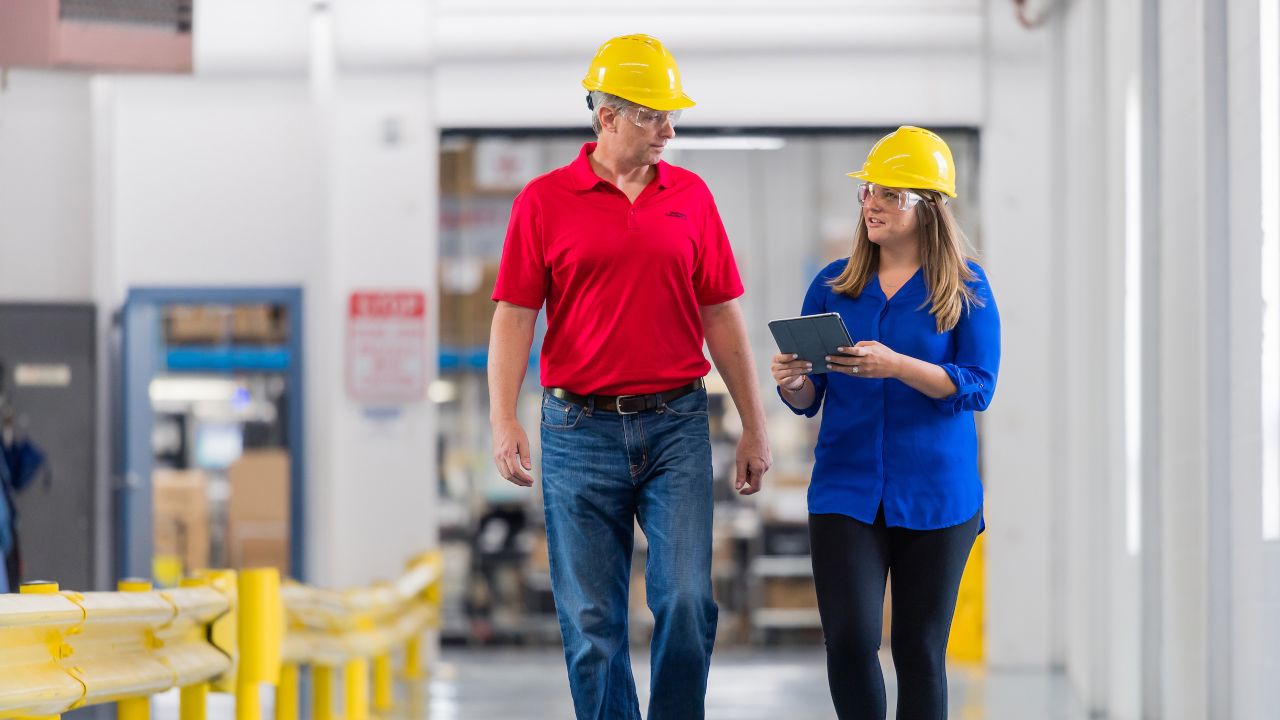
768,312,854,374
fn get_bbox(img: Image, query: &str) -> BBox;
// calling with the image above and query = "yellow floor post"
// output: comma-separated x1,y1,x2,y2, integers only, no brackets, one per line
372,653,393,713
313,666,336,720
345,658,370,720
275,664,299,720
236,568,282,720
235,680,261,720
117,579,154,720
117,699,149,720
403,636,424,680
947,533,985,663
180,684,208,720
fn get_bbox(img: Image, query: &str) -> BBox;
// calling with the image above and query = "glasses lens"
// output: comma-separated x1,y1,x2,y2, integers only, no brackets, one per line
858,183,872,205
859,183,923,212
631,108,680,129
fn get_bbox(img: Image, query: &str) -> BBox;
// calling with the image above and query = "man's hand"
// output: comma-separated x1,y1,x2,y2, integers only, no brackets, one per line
491,417,534,487
735,430,772,495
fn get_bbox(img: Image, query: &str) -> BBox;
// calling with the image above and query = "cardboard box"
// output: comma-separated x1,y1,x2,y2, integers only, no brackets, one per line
227,449,290,574
167,306,227,344
153,469,210,575
231,304,284,344
440,145,475,195
439,262,500,348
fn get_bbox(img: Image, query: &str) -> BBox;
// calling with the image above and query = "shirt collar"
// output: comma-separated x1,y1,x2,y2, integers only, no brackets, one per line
569,142,674,192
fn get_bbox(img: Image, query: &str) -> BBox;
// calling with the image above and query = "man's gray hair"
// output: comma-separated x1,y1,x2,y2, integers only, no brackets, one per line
588,91,640,135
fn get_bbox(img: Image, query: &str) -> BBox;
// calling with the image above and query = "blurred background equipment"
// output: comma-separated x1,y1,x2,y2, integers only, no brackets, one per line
120,290,303,586
0,304,95,591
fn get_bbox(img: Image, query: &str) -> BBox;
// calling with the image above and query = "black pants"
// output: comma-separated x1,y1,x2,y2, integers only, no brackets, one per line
809,507,980,720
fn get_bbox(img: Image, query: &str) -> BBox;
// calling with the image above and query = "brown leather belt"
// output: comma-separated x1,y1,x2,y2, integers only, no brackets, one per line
546,378,705,415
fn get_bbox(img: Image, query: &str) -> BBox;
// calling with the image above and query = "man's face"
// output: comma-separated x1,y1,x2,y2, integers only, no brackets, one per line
603,105,678,165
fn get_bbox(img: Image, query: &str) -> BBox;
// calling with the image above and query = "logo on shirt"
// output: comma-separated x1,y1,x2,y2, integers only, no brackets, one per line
665,211,687,220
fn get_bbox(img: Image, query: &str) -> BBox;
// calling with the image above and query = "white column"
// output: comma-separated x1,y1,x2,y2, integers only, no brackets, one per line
980,0,1057,669
1153,0,1225,716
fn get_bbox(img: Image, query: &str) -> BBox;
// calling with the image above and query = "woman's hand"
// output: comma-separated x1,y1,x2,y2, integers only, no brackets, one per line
771,353,812,391
825,341,902,379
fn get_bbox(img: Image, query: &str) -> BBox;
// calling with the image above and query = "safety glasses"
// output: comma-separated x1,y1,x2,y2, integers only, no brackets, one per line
857,182,927,213
624,106,682,130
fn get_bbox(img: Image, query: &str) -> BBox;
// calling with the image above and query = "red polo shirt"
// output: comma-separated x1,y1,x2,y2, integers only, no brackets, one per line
492,142,744,396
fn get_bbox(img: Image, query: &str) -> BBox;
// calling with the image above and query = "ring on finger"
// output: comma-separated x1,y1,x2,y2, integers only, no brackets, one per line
851,365,860,374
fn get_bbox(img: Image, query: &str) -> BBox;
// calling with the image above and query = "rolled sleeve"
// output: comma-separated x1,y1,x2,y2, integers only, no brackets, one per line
932,264,1001,415
779,373,826,417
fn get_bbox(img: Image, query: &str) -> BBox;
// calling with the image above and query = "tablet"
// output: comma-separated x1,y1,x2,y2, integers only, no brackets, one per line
768,312,854,374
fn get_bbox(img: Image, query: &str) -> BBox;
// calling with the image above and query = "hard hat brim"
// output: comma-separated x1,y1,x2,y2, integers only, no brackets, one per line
581,81,696,112
846,170,957,198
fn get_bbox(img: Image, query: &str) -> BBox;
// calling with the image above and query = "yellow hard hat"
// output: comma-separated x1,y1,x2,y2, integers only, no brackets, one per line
581,34,695,112
847,126,957,198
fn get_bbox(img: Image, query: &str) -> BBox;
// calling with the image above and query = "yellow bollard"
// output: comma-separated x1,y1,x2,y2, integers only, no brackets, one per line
344,658,370,720
117,698,150,720
372,653,393,712
180,684,208,720
403,635,425,680
275,664,299,720
117,579,154,720
313,666,336,720
947,533,985,663
236,569,283,720
19,580,59,594
235,678,260,720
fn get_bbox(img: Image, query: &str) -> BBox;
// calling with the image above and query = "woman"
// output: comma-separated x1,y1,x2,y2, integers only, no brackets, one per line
770,126,999,719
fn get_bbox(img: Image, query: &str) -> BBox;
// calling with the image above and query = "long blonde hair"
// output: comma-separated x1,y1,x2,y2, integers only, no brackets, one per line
828,190,983,333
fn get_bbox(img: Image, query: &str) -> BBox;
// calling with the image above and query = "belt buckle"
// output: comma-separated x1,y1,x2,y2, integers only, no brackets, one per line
614,394,643,415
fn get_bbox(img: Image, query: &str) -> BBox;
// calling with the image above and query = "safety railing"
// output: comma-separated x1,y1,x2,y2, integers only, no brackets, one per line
279,552,442,720
0,552,442,720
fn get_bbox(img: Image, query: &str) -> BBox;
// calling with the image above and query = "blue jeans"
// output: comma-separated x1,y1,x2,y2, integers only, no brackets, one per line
540,387,718,720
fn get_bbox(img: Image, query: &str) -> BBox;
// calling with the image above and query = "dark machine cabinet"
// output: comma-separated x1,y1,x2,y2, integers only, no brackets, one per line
0,303,97,591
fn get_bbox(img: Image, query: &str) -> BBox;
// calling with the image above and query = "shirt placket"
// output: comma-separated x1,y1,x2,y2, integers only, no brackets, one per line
875,297,890,516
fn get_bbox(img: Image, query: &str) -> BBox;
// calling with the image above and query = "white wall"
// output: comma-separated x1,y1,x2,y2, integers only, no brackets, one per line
0,71,94,302
977,0,1058,673
87,0,439,588
431,2,984,128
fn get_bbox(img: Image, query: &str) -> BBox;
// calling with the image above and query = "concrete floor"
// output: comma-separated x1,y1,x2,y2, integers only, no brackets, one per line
426,647,1088,720
145,646,1086,720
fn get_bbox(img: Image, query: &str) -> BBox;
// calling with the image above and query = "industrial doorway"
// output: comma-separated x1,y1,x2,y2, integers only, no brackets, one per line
118,288,305,584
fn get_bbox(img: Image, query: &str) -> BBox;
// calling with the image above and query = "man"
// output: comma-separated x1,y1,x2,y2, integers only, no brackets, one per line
488,33,771,720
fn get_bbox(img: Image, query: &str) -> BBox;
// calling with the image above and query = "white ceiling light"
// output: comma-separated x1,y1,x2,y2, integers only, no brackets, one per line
667,137,787,151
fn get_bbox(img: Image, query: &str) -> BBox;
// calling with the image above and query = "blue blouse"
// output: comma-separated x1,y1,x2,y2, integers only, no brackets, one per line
779,258,1000,530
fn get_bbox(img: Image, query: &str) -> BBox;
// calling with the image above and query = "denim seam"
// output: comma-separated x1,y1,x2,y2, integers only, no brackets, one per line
632,416,649,478
623,416,648,478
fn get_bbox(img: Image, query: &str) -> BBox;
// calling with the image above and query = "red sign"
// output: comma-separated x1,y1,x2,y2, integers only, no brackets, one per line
346,291,427,403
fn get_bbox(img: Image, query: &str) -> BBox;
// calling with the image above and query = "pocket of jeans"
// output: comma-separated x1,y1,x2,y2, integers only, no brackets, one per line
541,394,585,429
661,389,709,417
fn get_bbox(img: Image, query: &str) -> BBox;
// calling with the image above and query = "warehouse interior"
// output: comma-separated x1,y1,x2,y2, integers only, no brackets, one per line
0,1,1276,718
